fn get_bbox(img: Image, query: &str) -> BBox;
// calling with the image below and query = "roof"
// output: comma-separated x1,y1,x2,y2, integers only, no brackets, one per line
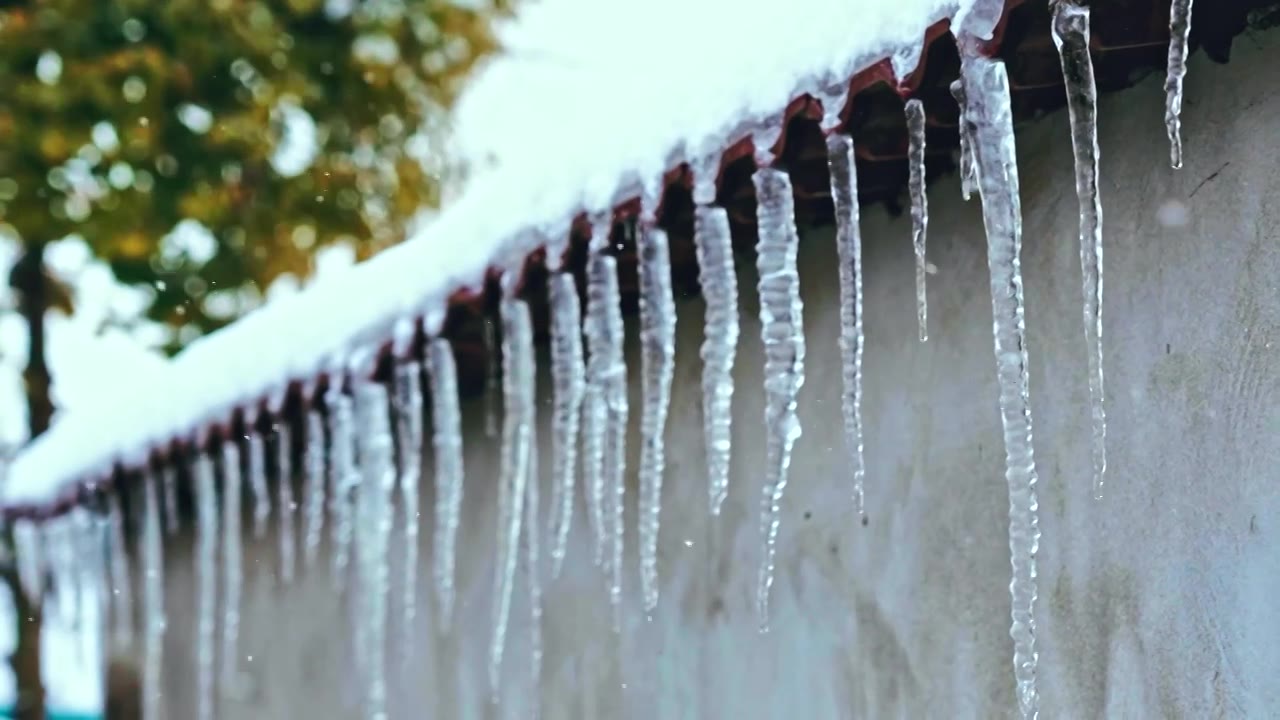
1,0,1265,515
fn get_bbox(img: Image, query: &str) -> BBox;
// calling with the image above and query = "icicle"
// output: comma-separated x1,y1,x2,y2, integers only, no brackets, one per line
484,313,501,438
960,51,1043,720
220,442,243,696
524,400,544,707
1052,0,1107,500
950,80,979,200
393,361,423,659
354,381,396,720
752,168,806,631
637,225,676,613
581,219,612,569
68,510,96,660
490,298,534,701
426,339,464,630
303,409,327,569
106,489,134,649
905,98,930,342
276,423,297,584
142,471,166,720
248,433,271,539
329,390,358,589
585,242,628,623
162,465,180,536
194,453,219,720
13,520,44,607
1165,0,1194,169
827,135,869,523
546,271,585,580
694,204,740,516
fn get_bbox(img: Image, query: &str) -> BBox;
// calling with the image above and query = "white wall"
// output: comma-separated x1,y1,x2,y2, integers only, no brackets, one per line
152,28,1280,719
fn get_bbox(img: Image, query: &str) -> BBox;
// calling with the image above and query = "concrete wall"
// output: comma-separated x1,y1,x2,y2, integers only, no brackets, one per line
151,29,1280,719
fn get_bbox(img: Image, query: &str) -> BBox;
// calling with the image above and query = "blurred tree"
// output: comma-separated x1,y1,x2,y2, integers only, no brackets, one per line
0,0,509,715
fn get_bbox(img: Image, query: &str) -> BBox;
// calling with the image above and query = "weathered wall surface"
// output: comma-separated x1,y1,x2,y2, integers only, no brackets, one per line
151,29,1280,719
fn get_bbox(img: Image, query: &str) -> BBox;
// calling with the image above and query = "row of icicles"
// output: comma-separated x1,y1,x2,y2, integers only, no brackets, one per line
7,2,1196,718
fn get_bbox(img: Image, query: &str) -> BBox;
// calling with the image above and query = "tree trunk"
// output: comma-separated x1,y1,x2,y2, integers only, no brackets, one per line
8,240,50,720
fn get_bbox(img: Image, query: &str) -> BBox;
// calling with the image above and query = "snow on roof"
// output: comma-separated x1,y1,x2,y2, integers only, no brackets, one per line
3,0,999,511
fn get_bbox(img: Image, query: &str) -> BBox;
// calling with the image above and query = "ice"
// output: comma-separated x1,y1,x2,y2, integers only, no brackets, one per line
13,519,44,608
960,51,1042,719
905,98,930,342
585,242,629,623
392,361,423,658
827,135,869,523
637,225,676,612
523,401,544,706
950,79,978,200
220,441,243,695
751,167,807,631
694,204,740,516
194,453,219,720
1052,0,1108,499
426,339,464,630
485,314,501,438
581,218,614,569
247,432,271,539
354,381,397,720
302,409,327,569
328,390,358,590
106,488,133,648
1165,0,1195,168
162,464,179,536
490,298,534,700
142,470,166,720
546,271,586,580
275,423,297,584
72,508,103,661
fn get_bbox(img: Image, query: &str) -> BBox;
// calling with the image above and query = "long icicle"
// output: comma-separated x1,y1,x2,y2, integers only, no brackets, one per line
354,381,396,720
546,270,586,580
490,297,534,701
162,464,180,536
905,98,930,342
637,225,676,613
393,360,424,660
426,338,464,630
588,245,629,626
524,398,544,710
276,422,297,585
1052,0,1107,499
106,488,133,650
12,520,43,608
141,470,166,720
247,432,271,539
950,79,979,200
1165,0,1194,168
693,203,740,516
960,51,1043,720
581,217,613,569
752,167,807,631
220,441,244,697
194,453,219,720
329,390,358,590
303,408,327,569
827,135,869,524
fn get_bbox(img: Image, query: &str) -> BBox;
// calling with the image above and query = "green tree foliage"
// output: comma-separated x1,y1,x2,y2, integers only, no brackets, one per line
0,0,507,350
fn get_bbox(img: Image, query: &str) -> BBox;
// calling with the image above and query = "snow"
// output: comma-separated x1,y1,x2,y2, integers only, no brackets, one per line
4,0,979,508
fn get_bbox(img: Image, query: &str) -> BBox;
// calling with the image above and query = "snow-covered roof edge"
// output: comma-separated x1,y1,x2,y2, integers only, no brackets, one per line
3,0,1008,513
